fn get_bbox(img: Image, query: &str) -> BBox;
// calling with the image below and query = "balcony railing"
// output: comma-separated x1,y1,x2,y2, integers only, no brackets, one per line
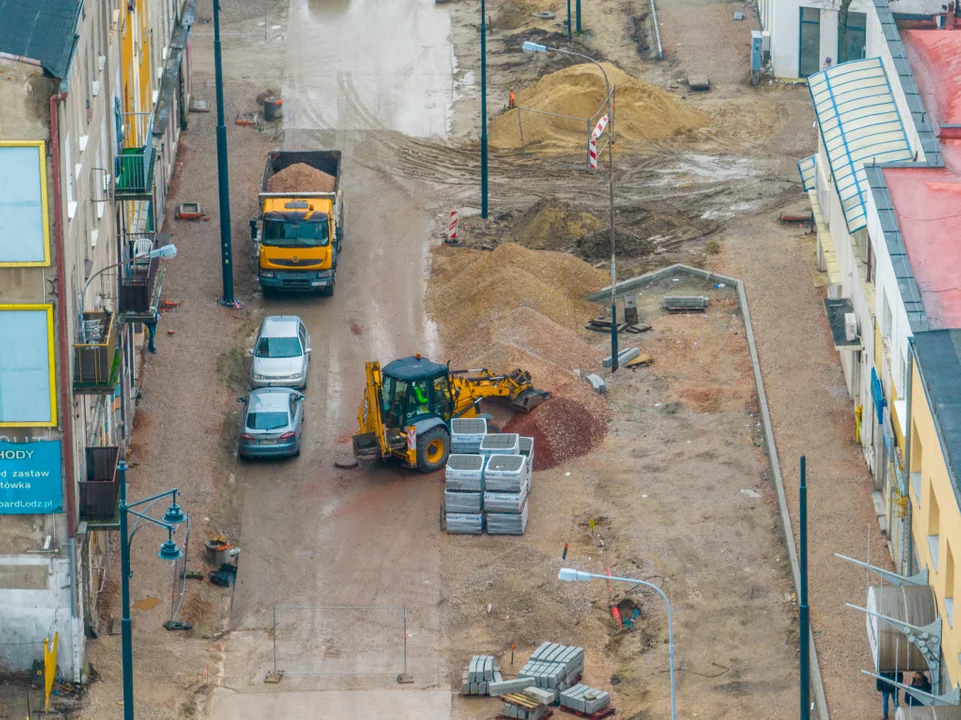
119,232,160,316
115,111,156,198
73,310,120,394
79,446,122,525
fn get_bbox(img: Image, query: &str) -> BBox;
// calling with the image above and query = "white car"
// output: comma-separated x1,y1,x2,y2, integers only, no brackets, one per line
249,316,311,389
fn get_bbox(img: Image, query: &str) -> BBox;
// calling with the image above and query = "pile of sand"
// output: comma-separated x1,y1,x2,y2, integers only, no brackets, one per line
491,62,706,150
266,163,336,193
429,243,608,348
429,244,610,468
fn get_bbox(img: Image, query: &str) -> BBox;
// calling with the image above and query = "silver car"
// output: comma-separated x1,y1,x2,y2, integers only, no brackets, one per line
238,388,305,459
250,316,311,389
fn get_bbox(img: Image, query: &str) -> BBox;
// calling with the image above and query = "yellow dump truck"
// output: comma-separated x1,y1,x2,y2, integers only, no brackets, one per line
251,150,343,295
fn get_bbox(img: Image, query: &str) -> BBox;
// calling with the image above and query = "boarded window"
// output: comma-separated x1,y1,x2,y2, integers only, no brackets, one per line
0,307,57,426
0,143,50,265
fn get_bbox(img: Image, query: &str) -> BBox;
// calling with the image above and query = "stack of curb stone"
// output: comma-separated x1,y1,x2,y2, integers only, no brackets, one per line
518,642,585,700
444,428,535,536
559,684,611,715
462,655,500,696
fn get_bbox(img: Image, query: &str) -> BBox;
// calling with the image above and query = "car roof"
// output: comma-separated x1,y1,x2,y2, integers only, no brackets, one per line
248,388,297,411
261,316,302,338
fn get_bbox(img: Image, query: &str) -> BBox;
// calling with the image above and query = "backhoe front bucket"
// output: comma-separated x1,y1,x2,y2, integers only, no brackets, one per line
510,388,551,413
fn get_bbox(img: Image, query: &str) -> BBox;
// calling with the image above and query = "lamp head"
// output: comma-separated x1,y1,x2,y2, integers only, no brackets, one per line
522,41,548,55
162,502,186,525
158,538,183,563
558,568,592,582
148,244,178,259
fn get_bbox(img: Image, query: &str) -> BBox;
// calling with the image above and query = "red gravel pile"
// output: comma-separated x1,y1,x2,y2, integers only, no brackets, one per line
266,163,336,193
505,397,607,470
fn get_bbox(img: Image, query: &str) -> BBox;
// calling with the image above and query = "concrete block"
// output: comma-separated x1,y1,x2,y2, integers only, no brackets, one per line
484,481,529,513
451,417,487,454
484,455,527,491
525,686,557,705
486,501,530,535
445,454,485,491
445,489,482,513
446,513,483,534
494,670,503,683
484,655,494,681
584,689,611,714
480,433,520,456
462,670,471,695
490,677,535,696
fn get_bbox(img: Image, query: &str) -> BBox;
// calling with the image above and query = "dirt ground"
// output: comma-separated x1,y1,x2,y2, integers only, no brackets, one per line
54,0,885,716
433,270,797,718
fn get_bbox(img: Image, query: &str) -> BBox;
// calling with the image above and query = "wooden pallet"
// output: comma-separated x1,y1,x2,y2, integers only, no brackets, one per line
558,705,615,718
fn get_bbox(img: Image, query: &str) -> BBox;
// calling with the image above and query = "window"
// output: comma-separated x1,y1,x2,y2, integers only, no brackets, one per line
946,541,955,626
0,143,51,265
433,376,452,420
928,489,941,571
799,7,821,78
882,293,893,343
382,376,408,426
246,410,288,431
846,12,867,62
0,305,57,427
406,380,431,421
254,337,302,359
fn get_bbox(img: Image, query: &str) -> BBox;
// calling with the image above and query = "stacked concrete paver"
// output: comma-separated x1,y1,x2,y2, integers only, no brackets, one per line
445,428,534,535
519,642,585,700
559,684,611,715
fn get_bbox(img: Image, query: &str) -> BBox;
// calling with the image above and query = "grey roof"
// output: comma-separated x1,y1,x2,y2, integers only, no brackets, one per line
913,330,961,493
0,0,83,79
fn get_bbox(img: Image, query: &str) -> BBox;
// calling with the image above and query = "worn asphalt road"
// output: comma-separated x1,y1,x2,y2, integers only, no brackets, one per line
209,0,455,717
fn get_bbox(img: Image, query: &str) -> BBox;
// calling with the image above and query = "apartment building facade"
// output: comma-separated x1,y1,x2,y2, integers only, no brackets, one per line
0,0,195,680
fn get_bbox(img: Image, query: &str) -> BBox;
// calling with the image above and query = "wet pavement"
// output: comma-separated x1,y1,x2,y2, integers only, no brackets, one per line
283,0,454,136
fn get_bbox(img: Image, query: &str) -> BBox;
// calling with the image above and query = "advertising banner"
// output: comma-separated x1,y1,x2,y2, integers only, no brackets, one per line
0,440,63,514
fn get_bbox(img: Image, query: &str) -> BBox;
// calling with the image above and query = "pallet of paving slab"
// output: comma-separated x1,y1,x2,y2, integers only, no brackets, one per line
558,706,616,718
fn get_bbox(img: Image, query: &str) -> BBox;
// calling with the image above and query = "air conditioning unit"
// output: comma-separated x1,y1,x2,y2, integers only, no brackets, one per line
845,312,858,342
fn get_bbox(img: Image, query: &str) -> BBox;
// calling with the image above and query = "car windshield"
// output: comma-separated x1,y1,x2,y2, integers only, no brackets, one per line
262,216,329,248
246,410,289,431
255,336,302,358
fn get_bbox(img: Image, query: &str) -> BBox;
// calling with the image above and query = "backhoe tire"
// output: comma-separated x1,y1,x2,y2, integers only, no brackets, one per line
416,427,450,474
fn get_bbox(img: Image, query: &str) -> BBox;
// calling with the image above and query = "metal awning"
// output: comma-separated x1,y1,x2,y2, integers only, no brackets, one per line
798,155,817,191
824,297,863,350
808,57,914,234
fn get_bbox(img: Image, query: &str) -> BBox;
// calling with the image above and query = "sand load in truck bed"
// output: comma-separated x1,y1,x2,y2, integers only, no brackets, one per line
266,162,337,193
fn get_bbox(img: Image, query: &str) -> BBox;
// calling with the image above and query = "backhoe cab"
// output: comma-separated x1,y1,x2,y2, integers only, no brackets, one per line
352,354,549,473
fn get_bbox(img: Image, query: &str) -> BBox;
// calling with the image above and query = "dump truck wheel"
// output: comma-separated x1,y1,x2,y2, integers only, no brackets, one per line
416,427,449,473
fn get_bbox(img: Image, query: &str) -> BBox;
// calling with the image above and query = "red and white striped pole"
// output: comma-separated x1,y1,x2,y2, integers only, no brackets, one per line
588,115,608,172
445,210,459,244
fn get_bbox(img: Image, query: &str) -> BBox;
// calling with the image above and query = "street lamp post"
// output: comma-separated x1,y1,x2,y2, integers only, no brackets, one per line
558,568,676,720
117,459,187,720
213,0,236,307
521,42,618,369
480,0,489,218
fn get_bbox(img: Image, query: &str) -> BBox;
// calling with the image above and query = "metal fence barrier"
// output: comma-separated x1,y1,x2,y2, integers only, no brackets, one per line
271,605,408,677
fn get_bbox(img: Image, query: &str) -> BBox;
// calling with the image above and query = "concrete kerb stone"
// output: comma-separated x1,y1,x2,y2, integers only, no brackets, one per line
586,264,830,720
491,677,535,696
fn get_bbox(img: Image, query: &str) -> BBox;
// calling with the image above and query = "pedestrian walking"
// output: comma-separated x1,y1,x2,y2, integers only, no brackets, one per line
906,671,932,706
144,310,159,354
877,670,903,719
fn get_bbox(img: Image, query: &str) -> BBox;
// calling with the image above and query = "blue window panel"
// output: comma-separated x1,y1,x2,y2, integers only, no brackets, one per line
0,145,47,264
0,310,53,424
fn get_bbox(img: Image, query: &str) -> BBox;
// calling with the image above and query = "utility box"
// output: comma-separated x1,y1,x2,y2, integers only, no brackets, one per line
623,294,639,326
751,31,763,72
845,312,858,342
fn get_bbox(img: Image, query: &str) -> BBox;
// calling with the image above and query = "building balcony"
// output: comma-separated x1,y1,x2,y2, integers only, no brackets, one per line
119,232,171,319
114,111,156,200
79,446,122,527
73,310,120,395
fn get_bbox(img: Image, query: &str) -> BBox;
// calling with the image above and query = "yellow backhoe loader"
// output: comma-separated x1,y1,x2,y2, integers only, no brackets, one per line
352,354,550,472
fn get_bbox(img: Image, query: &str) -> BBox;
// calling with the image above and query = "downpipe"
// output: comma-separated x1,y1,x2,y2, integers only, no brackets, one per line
50,91,77,539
